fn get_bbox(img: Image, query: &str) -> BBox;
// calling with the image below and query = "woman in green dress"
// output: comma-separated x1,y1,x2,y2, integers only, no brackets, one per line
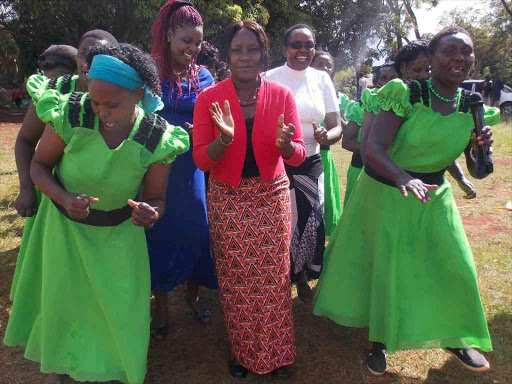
314,27,499,376
310,50,346,238
3,43,189,384
10,30,119,301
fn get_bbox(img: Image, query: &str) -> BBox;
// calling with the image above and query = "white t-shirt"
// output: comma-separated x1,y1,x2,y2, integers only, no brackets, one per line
359,77,368,90
264,64,339,157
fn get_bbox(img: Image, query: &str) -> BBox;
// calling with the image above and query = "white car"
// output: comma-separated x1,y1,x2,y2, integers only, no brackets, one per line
462,80,512,116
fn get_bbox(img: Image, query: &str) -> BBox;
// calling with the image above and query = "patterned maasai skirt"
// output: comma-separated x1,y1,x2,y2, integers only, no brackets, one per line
207,173,296,374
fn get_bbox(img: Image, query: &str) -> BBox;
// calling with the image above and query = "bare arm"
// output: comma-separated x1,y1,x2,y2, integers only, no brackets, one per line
315,111,342,146
129,163,171,228
359,111,376,163
341,121,361,153
31,126,99,219
14,103,46,216
447,159,477,198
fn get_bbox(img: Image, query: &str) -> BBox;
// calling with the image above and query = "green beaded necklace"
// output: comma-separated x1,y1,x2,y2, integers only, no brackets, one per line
427,78,460,103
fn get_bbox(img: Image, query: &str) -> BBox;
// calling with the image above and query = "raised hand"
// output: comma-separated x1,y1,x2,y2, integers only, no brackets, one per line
313,122,328,145
396,177,438,204
209,100,234,139
276,114,295,149
128,199,159,228
184,122,193,135
62,193,99,219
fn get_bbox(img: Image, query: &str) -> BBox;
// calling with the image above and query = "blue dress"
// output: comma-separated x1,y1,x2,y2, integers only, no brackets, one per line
146,68,218,291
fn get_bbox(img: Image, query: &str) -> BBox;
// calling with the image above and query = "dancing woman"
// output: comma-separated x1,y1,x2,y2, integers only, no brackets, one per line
314,26,499,376
193,20,305,378
147,0,218,337
4,43,189,384
10,30,118,301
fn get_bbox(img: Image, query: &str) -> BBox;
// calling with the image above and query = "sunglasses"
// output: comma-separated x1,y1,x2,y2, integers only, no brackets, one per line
287,41,316,50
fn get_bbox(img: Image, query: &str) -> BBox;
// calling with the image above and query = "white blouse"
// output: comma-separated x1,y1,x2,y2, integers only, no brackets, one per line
264,64,339,157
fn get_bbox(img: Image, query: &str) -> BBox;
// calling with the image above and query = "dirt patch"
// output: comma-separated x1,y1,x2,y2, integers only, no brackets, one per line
494,157,512,167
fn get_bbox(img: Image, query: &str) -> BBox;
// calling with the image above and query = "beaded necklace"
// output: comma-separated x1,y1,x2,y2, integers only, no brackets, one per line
238,78,261,107
427,78,460,103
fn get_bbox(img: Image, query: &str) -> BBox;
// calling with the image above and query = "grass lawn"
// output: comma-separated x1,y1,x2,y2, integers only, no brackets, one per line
0,111,510,384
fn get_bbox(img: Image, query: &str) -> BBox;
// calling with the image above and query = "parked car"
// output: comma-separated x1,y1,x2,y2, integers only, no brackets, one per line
462,79,512,116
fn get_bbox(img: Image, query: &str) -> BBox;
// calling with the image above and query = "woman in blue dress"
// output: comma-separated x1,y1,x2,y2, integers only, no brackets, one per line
147,0,217,338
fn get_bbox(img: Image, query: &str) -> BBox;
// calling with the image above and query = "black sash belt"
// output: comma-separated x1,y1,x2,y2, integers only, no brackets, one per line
51,175,133,226
351,153,363,169
365,165,446,188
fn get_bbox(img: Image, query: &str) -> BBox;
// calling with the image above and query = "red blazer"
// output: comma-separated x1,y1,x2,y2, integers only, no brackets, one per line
193,77,306,187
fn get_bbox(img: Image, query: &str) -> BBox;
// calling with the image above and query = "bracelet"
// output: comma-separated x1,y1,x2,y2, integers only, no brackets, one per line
219,134,233,146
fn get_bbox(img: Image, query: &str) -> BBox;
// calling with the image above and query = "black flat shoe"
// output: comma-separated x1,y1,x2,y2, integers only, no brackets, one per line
367,343,387,376
271,366,289,378
445,347,490,372
229,358,248,379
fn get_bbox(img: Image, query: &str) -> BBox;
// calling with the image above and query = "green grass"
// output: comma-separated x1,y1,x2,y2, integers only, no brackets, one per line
0,118,511,384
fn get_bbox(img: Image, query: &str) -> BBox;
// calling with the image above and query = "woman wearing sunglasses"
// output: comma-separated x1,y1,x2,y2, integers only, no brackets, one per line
264,24,342,303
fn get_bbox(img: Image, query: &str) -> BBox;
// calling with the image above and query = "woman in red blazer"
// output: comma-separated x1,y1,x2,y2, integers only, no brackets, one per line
193,20,305,379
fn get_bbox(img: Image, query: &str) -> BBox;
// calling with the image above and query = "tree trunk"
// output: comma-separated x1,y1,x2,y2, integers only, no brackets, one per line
403,0,421,39
500,0,512,18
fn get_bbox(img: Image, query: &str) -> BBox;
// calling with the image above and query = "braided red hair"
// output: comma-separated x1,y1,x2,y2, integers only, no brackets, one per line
151,0,204,104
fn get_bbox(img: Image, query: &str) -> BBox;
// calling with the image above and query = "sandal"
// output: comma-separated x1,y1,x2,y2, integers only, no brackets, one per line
150,324,169,340
185,295,211,325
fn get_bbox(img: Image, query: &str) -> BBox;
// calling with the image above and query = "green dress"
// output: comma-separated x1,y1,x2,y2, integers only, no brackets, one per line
342,101,364,209
3,89,189,383
9,74,78,301
314,79,500,353
320,93,350,236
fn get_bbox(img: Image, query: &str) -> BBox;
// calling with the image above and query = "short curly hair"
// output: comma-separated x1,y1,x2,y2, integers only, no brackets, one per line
86,43,162,97
394,40,430,77
221,20,270,71
428,26,471,55
196,41,220,69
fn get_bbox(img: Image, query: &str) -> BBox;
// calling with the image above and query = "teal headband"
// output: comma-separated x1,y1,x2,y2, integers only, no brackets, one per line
88,54,163,113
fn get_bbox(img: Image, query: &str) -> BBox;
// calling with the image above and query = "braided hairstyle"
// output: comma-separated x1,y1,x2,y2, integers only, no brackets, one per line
394,40,430,78
86,43,162,97
151,0,203,102
38,45,78,73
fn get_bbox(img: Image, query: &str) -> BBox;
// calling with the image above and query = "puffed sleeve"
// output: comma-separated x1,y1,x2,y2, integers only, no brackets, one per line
345,101,364,126
35,89,73,143
483,105,501,127
146,122,190,166
339,93,350,111
26,74,51,105
361,88,380,115
376,79,414,119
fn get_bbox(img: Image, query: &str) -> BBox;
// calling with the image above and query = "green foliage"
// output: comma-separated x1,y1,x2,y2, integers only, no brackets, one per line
334,67,357,98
